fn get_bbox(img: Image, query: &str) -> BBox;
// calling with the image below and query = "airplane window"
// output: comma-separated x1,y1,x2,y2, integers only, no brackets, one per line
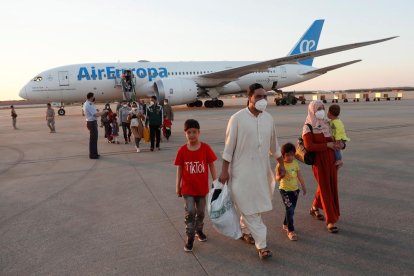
33,76,43,82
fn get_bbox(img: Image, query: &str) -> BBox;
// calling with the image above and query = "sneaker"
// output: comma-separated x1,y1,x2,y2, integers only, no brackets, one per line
196,231,207,242
150,148,154,152
125,141,128,144
135,147,140,153
157,147,161,151
184,237,194,252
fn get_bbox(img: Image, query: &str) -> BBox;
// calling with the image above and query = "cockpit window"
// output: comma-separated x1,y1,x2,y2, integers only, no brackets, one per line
33,76,43,82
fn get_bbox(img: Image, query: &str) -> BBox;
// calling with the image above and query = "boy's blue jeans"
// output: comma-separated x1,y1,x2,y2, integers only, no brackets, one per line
279,189,299,232
183,196,206,238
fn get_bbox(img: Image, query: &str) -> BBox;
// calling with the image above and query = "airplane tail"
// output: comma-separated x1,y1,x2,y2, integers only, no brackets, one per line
287,19,324,66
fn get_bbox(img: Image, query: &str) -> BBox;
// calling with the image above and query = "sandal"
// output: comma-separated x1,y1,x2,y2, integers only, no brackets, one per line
240,233,255,245
310,207,325,221
327,225,339,233
287,231,297,241
257,248,273,260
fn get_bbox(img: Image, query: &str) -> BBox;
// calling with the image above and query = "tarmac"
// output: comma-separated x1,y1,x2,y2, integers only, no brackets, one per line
0,98,413,275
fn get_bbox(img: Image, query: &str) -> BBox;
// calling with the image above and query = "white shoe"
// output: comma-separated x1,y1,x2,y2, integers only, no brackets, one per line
135,147,140,153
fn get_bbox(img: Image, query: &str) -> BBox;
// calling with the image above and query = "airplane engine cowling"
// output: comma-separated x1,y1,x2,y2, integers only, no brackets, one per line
154,79,199,106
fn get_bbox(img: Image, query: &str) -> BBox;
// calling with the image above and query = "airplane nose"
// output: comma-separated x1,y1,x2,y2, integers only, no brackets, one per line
19,86,27,99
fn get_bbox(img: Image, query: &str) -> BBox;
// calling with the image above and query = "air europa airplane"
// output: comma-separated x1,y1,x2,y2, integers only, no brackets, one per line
19,20,397,115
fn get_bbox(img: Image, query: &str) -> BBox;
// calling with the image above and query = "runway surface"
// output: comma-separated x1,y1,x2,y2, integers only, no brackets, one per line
1,99,413,275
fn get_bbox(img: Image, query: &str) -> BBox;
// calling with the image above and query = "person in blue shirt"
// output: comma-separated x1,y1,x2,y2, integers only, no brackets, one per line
83,92,108,159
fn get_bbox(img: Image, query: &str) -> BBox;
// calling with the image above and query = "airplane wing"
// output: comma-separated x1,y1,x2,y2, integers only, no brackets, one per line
301,59,362,75
201,36,397,80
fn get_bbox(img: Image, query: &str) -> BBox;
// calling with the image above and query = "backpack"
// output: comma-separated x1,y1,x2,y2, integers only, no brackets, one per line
295,123,316,165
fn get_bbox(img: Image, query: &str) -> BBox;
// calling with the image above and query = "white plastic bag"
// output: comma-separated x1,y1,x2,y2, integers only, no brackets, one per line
207,180,242,239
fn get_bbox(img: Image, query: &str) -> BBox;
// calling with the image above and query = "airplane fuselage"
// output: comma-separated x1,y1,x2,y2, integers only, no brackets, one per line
20,61,319,104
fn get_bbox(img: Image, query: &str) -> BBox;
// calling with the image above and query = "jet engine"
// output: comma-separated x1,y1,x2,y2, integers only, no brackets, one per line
153,79,199,105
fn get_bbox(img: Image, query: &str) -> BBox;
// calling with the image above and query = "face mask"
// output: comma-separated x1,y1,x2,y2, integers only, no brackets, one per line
123,104,127,107
255,99,267,112
315,110,325,120
149,102,154,106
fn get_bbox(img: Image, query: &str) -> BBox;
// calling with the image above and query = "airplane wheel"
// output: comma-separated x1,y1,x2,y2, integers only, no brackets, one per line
301,101,306,105
322,100,327,104
387,98,390,101
204,100,212,108
187,103,195,107
216,100,224,108
332,100,335,103
357,99,360,102
195,100,203,107
344,99,348,103
58,108,66,116
291,99,297,105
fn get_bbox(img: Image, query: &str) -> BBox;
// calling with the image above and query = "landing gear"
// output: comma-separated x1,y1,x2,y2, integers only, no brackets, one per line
204,99,224,108
186,100,203,108
58,107,66,116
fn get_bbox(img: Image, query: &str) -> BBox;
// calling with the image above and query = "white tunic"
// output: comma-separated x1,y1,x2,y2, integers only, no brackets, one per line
222,108,282,216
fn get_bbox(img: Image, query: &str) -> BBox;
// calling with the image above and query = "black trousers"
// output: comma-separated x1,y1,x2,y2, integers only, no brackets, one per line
149,125,161,149
121,122,131,141
87,121,98,157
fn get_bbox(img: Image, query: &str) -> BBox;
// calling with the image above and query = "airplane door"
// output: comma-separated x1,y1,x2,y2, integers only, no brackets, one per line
58,71,69,86
280,66,287,79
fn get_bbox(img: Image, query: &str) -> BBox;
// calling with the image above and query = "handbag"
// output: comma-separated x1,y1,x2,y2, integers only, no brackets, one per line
295,123,315,165
143,127,150,143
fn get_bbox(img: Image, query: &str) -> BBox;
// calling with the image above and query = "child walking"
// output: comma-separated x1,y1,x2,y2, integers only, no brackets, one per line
174,119,217,252
111,114,120,144
328,104,350,168
276,142,306,241
163,115,172,141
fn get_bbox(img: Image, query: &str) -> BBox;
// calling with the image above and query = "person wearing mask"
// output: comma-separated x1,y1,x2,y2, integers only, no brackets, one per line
219,83,285,260
163,99,174,121
129,102,145,152
83,93,107,159
303,100,343,233
46,103,56,133
145,96,163,151
119,101,132,144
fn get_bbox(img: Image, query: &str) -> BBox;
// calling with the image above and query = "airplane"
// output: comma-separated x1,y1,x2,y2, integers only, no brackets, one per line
19,19,397,115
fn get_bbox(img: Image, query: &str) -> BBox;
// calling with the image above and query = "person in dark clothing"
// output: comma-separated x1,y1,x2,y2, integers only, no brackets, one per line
145,96,163,151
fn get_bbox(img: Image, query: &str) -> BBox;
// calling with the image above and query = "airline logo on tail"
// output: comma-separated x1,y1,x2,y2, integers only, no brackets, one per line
288,19,324,66
300,39,316,53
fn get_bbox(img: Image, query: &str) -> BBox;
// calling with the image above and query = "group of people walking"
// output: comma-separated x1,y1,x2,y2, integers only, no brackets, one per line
81,83,347,260
84,94,174,158
174,83,347,260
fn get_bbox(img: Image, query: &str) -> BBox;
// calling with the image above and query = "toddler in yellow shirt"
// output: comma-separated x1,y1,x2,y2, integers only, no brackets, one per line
276,143,306,241
328,104,350,168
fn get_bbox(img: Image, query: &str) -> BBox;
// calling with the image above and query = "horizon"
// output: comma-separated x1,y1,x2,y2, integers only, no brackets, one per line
1,0,413,101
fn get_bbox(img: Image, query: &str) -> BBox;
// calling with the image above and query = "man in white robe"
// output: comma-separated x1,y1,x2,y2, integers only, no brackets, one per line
219,83,285,259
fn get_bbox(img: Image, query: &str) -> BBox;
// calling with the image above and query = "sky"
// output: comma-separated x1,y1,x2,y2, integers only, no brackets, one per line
0,0,413,100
